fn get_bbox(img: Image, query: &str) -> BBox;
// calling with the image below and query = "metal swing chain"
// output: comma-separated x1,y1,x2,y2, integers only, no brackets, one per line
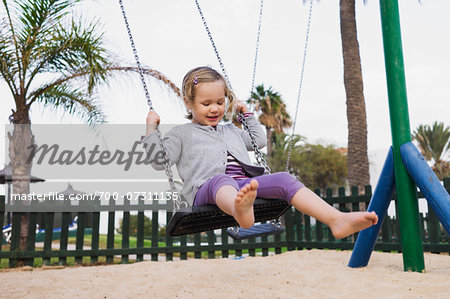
194,0,231,88
196,0,279,234
195,0,271,174
249,0,264,101
118,0,186,210
285,0,314,172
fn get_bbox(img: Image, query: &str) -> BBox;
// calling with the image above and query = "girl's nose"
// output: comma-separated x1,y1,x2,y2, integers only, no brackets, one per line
210,104,219,112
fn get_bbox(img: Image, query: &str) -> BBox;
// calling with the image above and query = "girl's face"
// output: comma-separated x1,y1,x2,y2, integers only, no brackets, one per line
187,80,226,126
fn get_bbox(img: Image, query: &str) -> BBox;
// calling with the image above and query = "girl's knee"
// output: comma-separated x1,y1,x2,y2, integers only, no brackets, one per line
275,172,298,183
211,174,238,188
273,172,304,203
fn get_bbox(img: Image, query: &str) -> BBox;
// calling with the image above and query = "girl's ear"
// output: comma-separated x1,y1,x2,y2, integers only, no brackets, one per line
184,97,191,110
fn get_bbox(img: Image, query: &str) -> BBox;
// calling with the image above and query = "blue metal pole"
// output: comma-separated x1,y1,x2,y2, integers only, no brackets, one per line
400,142,450,234
348,147,396,268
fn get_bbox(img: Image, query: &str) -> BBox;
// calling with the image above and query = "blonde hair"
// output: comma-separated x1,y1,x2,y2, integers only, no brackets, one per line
182,66,235,120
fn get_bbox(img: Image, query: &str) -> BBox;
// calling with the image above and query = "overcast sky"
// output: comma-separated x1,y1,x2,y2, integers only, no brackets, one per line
1,0,449,187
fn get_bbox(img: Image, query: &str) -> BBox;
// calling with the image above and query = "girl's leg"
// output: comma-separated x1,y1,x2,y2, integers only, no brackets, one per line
242,172,378,239
193,174,258,228
291,188,378,239
216,180,258,229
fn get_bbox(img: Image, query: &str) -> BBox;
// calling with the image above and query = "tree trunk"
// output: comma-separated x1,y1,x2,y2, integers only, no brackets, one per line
340,0,370,196
8,104,33,251
266,128,273,159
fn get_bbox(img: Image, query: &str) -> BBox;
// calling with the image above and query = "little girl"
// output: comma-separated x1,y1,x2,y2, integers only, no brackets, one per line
142,66,378,239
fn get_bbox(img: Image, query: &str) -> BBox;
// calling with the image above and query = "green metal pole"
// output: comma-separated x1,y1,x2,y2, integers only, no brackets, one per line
379,0,425,272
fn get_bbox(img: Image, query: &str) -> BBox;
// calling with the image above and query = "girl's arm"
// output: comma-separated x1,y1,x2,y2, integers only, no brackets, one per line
234,101,267,150
142,111,182,170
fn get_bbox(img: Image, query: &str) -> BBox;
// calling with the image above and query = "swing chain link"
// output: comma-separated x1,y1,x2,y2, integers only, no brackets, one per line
285,0,314,172
249,0,264,102
194,0,232,89
240,116,271,173
119,0,187,211
195,0,270,174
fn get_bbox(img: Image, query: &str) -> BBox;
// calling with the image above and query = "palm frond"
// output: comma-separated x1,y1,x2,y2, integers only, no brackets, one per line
413,122,450,162
107,66,182,98
0,18,19,93
2,0,181,127
2,0,23,85
16,0,77,38
35,83,105,124
249,84,291,132
26,15,109,94
413,125,433,161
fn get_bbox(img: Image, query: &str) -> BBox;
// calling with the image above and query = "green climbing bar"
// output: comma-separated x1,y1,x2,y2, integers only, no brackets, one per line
379,0,425,272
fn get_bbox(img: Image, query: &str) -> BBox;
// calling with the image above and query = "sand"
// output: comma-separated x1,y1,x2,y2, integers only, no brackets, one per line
0,250,449,299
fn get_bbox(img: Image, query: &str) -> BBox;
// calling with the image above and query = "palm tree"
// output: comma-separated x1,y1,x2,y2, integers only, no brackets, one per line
1,0,180,250
247,84,292,158
412,122,450,180
269,132,305,172
339,0,370,190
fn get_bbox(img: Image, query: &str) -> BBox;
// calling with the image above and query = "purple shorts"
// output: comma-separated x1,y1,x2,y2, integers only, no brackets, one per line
193,172,305,206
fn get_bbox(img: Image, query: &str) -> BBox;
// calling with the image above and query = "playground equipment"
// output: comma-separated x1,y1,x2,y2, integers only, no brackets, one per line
348,0,450,272
118,0,314,239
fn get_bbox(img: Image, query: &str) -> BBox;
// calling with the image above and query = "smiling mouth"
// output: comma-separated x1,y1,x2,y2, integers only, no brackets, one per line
207,116,219,120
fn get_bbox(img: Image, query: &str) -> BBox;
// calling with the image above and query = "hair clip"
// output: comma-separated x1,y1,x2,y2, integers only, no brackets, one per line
193,74,198,84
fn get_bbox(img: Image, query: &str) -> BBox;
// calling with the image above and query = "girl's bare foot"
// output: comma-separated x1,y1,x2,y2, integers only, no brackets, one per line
330,211,378,239
233,179,258,229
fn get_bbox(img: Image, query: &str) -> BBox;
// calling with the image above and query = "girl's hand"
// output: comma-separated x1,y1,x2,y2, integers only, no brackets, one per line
146,110,160,135
235,100,250,114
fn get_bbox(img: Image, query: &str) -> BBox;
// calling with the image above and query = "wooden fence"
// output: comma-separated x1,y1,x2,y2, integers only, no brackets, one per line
1,179,449,268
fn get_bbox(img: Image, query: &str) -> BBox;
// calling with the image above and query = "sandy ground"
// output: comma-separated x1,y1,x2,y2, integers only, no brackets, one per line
0,250,449,299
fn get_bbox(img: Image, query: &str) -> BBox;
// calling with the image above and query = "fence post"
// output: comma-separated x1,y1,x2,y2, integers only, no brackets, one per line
337,187,348,243
25,212,37,267
325,188,335,242
248,235,256,257
351,186,360,242
364,185,372,210
285,207,295,251
207,231,215,259
275,229,282,254
426,202,440,254
180,235,187,260
106,195,115,264
314,189,323,248
194,233,201,259
59,212,71,265
221,228,228,258
261,229,269,256
165,211,173,261
43,212,55,266
9,212,21,267
151,210,159,262
75,212,86,265
304,212,311,250
294,210,303,250
136,207,145,262
91,211,100,264
233,235,242,257
121,199,130,264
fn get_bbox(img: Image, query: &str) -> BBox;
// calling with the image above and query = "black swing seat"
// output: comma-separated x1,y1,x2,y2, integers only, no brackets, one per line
167,198,290,236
